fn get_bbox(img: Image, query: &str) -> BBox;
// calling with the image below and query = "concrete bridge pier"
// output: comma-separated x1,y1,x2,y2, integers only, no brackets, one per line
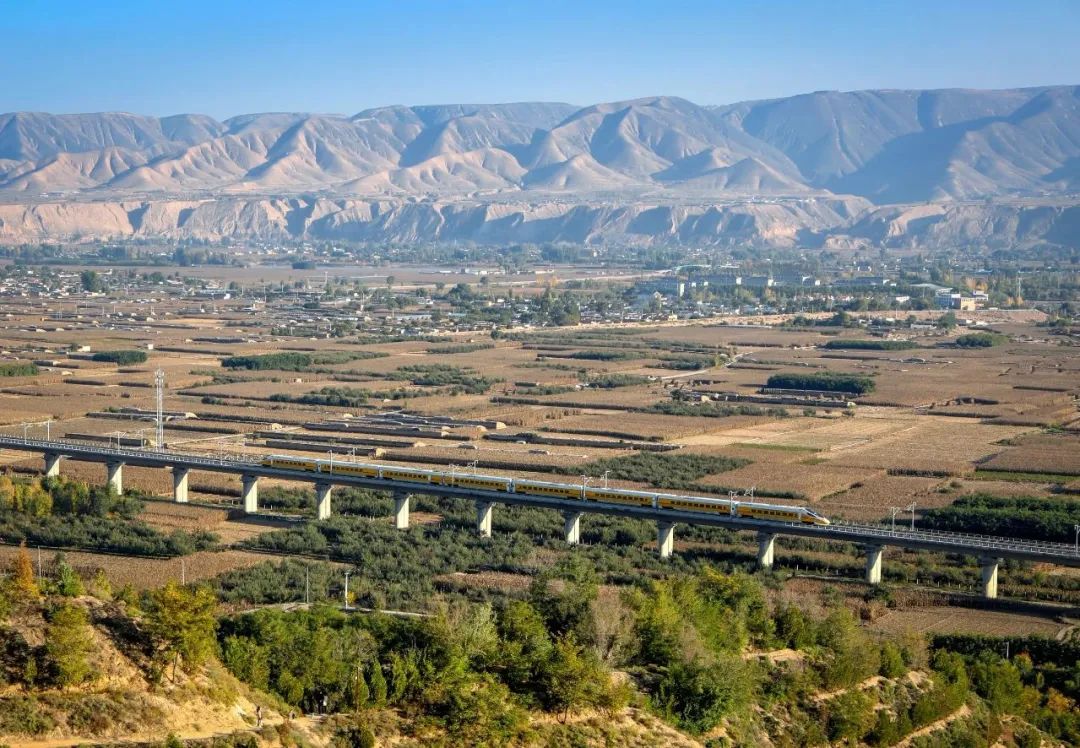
981,558,1000,599
865,545,884,585
44,453,61,478
657,521,675,559
476,501,494,537
563,511,582,545
757,532,776,570
106,462,124,495
315,482,332,520
172,467,190,503
394,492,410,530
241,474,259,514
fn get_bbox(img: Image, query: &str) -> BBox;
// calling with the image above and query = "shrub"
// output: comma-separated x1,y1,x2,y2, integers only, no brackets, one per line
955,332,1007,348
656,657,753,734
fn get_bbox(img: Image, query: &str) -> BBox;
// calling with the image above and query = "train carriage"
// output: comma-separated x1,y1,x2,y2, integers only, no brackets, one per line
458,474,513,492
583,487,656,507
513,479,583,500
257,455,829,526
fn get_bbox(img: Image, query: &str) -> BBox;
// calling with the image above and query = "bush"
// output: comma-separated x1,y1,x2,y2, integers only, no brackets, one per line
587,373,651,388
825,689,875,743
0,695,55,735
955,332,1007,348
656,657,753,734
92,350,148,364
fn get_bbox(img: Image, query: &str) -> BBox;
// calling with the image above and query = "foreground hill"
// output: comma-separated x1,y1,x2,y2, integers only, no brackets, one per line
0,86,1078,246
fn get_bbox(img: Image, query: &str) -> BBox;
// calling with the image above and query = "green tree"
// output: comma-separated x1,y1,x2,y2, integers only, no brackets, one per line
351,665,369,711
80,270,104,292
541,637,610,719
879,641,907,679
46,602,94,687
144,582,218,680
369,659,387,706
55,555,84,597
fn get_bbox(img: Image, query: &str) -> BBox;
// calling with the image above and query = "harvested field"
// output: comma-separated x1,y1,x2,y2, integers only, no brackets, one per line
436,570,534,592
827,418,1031,474
550,412,767,440
138,501,289,543
0,544,272,590
868,606,1069,638
814,475,946,521
978,432,1080,475
699,463,883,501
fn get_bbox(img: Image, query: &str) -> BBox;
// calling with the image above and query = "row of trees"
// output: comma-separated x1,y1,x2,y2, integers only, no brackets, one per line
766,371,877,395
921,494,1080,542
91,350,148,364
0,476,216,556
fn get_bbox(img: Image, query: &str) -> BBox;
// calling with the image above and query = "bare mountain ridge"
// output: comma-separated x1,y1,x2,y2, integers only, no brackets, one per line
2,87,1077,203
0,87,1078,247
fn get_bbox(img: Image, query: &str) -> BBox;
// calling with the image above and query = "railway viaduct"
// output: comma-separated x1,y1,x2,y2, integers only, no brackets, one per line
3,435,1079,600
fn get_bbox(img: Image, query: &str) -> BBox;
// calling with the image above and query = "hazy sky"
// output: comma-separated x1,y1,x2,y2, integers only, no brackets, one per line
3,0,1078,118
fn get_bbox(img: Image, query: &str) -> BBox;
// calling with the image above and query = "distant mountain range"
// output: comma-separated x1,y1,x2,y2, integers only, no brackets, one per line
0,87,1078,247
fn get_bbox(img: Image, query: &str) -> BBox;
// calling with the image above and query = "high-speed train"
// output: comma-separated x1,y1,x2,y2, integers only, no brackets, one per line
260,455,831,526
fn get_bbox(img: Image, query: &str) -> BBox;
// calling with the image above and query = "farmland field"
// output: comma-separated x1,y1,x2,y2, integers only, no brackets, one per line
0,274,1077,622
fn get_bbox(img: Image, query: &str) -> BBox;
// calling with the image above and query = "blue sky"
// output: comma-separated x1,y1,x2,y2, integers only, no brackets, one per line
3,0,1078,118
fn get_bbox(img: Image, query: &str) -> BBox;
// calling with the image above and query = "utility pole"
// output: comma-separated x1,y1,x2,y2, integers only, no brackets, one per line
343,570,351,610
906,501,917,531
889,506,902,531
155,369,165,452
